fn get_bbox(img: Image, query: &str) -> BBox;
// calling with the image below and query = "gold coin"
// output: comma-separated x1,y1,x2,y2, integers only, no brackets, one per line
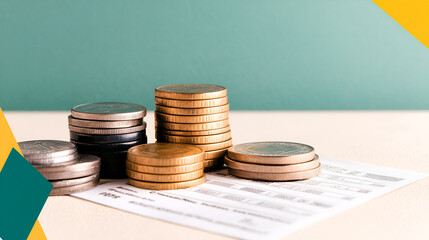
127,143,204,166
204,158,225,168
155,97,228,108
225,155,320,173
68,123,146,135
128,175,206,190
228,164,321,181
156,119,229,131
157,131,231,144
127,169,204,182
194,139,233,152
227,142,315,164
205,148,228,159
126,161,204,174
155,84,227,100
156,104,229,116
155,111,229,123
156,126,230,136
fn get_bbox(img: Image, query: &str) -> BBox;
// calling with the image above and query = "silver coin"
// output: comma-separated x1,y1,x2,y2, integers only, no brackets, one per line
28,153,78,166
68,122,146,135
19,140,77,160
228,164,321,181
50,178,99,196
71,102,147,120
68,115,143,129
50,173,99,188
227,141,315,164
35,154,101,180
43,166,100,180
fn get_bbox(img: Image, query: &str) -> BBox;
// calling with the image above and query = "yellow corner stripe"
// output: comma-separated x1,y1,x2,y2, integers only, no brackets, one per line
373,0,429,48
0,108,48,240
27,221,48,240
0,108,22,171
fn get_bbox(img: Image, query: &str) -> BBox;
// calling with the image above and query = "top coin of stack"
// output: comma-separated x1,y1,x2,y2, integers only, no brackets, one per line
126,143,206,190
225,142,321,181
68,102,148,179
155,84,232,171
19,140,100,195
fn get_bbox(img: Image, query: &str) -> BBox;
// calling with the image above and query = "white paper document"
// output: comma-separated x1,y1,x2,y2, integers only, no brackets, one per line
73,158,426,240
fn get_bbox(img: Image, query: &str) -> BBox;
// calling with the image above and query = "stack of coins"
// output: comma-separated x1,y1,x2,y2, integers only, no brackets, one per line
18,140,100,195
126,143,206,190
154,84,232,171
68,102,148,178
225,142,321,181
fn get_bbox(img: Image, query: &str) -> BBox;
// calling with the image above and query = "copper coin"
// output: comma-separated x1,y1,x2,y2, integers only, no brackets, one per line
69,123,146,135
126,161,204,174
156,126,230,136
193,139,233,152
68,115,143,129
157,131,231,144
127,169,204,182
204,165,225,172
155,84,227,100
228,164,321,181
127,143,204,166
204,158,225,172
205,148,228,159
155,111,229,123
156,104,229,115
204,158,225,168
225,155,320,173
128,175,206,190
71,102,147,121
155,97,228,108
228,142,315,164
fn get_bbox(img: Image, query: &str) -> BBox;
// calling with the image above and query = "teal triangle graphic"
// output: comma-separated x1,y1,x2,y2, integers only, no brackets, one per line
0,148,52,240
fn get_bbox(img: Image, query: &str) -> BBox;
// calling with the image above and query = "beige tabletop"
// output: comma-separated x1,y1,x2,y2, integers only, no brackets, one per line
5,111,429,240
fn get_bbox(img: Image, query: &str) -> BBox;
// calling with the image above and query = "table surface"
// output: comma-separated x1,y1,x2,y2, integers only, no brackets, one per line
5,111,429,240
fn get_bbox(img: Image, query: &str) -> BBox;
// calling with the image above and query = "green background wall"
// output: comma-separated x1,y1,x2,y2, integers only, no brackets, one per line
1,0,428,110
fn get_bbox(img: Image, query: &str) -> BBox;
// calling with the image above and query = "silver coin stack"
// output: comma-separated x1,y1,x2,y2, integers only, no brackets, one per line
68,102,148,178
19,140,101,196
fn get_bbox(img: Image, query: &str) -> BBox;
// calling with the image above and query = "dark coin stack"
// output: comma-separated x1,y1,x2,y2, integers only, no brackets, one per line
19,140,100,195
68,102,148,179
225,142,321,181
154,84,232,172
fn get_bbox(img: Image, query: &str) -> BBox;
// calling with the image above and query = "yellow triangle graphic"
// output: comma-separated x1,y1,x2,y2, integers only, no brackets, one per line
27,221,48,240
373,0,429,48
0,108,22,171
0,108,47,240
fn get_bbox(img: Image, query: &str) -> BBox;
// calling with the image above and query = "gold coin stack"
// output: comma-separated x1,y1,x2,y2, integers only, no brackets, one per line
226,142,321,181
126,143,206,190
154,84,232,171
